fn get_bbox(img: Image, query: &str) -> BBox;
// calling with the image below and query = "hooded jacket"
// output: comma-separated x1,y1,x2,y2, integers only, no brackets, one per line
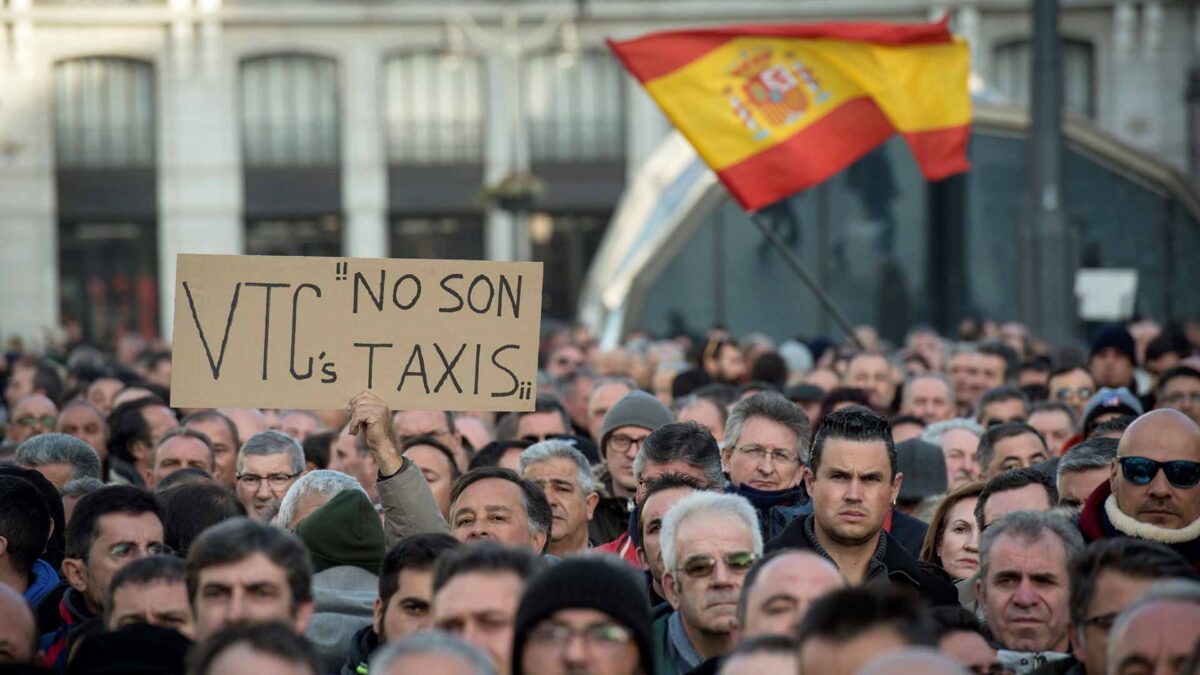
23,559,59,608
1078,480,1200,568
38,586,92,673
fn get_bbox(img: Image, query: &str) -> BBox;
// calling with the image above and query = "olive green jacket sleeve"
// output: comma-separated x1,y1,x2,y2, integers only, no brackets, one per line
376,457,448,546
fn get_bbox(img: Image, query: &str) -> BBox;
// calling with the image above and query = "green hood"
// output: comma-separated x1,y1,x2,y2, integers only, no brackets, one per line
295,489,385,575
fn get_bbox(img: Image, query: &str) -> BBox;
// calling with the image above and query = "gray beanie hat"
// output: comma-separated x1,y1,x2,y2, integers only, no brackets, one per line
599,391,674,459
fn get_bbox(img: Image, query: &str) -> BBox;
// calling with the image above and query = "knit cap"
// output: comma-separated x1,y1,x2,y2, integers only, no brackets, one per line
1090,324,1137,365
294,489,386,575
598,391,674,459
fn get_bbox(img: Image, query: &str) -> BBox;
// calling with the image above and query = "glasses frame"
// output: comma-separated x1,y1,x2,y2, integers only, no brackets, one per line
1118,456,1200,489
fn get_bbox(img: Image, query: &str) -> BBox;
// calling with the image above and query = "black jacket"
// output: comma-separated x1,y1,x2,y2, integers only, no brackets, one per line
589,467,633,545
888,510,930,558
765,515,959,606
340,624,379,675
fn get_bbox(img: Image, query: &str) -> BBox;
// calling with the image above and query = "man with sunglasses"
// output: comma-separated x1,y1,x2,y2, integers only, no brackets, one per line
654,491,762,675
1078,408,1200,567
5,394,58,445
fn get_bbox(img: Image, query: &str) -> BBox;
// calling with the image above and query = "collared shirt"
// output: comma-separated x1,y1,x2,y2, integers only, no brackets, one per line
802,514,890,582
667,610,703,674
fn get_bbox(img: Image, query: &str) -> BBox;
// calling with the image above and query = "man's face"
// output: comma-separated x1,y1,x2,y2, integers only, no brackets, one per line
979,399,1027,428
393,410,463,469
973,355,1008,399
1058,468,1109,510
588,383,633,441
741,553,844,639
151,436,213,486
450,478,544,552
7,396,57,444
328,429,362,477
516,412,567,444
377,567,435,642
108,580,195,639
236,454,299,519
805,438,900,547
3,367,34,412
981,484,1052,528
562,376,596,429
604,424,650,495
523,457,595,551
279,413,320,442
845,355,896,412
433,571,524,675
676,399,725,444
1157,375,1200,425
142,406,180,445
976,533,1071,653
1049,369,1096,420
519,608,641,675
405,444,456,519
723,416,802,492
636,487,694,590
546,346,586,380
1073,570,1156,675
1111,410,1200,528
1029,410,1075,454
903,378,954,423
948,353,979,407
1090,348,1135,389
663,514,755,637
86,378,124,416
986,432,1048,477
799,626,911,675
67,512,165,614
194,551,309,641
57,406,107,458
712,346,747,385
185,418,238,488
938,631,998,675
1108,601,1200,675
939,428,982,491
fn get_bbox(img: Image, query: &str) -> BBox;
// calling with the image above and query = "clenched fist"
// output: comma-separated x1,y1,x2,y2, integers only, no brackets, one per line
347,390,402,474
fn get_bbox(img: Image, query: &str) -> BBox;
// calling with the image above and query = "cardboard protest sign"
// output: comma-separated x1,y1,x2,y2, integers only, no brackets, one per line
171,254,542,412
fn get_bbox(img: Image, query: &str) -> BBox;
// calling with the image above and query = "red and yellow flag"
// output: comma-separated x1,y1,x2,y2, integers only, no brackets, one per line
608,20,972,211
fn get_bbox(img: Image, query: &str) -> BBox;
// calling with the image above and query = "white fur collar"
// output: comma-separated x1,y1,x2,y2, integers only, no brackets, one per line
1105,494,1200,544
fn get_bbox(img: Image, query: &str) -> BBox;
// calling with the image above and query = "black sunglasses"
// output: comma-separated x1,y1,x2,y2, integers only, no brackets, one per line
1119,456,1200,489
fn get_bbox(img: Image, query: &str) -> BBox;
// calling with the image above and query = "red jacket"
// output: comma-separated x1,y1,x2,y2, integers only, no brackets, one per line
595,531,640,566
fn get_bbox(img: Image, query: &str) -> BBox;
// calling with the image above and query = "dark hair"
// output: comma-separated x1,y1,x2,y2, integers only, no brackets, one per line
929,605,991,642
810,408,897,478
402,435,461,483
299,429,335,470
975,386,1029,421
975,468,1058,529
1145,333,1190,363
155,427,216,467
65,486,161,559
379,533,460,609
160,482,246,556
816,388,871,434
0,475,50,576
750,352,789,389
186,622,320,675
182,410,242,450
1029,400,1079,429
1019,358,1052,374
796,585,937,649
1068,538,1198,625
1157,366,1200,397
725,634,797,661
977,421,1046,472
888,414,927,430
1047,365,1095,389
154,467,215,493
637,473,707,544
104,554,185,625
432,541,543,594
497,396,570,442
107,397,172,466
22,358,65,405
468,440,531,471
186,517,312,607
689,383,738,410
637,421,724,488
1089,415,1136,439
977,341,1017,379
449,467,552,553
0,465,66,569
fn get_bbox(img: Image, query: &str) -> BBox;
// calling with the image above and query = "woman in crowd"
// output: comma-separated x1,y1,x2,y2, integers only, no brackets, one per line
918,480,986,582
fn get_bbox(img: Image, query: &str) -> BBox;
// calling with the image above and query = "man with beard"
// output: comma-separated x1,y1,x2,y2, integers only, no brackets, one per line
702,339,747,387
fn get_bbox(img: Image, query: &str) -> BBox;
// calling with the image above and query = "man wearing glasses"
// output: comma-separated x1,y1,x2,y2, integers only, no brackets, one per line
1047,366,1097,422
5,394,58,445
41,486,165,671
1078,408,1200,566
1155,366,1200,426
234,430,304,520
654,491,762,675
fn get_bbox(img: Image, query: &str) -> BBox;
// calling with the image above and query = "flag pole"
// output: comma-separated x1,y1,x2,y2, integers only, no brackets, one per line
748,211,864,350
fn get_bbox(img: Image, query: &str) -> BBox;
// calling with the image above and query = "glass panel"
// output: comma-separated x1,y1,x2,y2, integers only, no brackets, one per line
390,215,485,260
245,216,343,256
383,52,484,164
58,220,160,345
992,39,1095,118
240,54,340,167
531,212,609,319
525,51,624,162
53,58,156,169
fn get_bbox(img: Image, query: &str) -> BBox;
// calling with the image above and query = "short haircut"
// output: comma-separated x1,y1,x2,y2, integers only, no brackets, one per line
1090,415,1136,439
186,517,312,608
275,469,364,530
734,549,839,628
182,410,241,449
300,429,336,470
975,385,1029,423
977,341,1017,378
723,393,811,462
16,433,102,482
498,395,570,441
1107,579,1200,667
379,533,459,610
928,605,991,642
975,468,1058,529
920,417,984,446
1029,400,1079,431
154,468,214,493
432,541,543,595
0,475,51,576
468,440,531,471
60,477,106,500
977,421,1046,472
154,427,215,468
519,439,595,495
633,421,725,488
370,630,495,675
1156,365,1200,397
1069,538,1197,628
65,486,161,559
796,585,937,650
978,510,1083,580
723,634,797,664
810,408,897,477
186,622,320,675
660,491,762,575
449,467,552,551
159,482,247,557
1047,365,1095,389
637,473,708,543
107,397,172,465
237,430,304,475
1056,437,1118,489
104,555,185,626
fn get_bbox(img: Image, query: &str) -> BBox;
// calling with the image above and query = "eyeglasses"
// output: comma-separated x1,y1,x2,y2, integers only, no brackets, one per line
236,473,300,490
608,433,649,453
1160,392,1200,407
553,357,584,368
737,446,799,466
1054,387,1094,402
521,433,572,444
16,415,56,428
678,551,757,578
1118,456,1200,489
527,622,633,652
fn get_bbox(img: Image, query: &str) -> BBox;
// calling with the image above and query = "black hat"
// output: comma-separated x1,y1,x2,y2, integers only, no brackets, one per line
1089,324,1136,365
67,624,191,675
895,438,947,502
512,557,653,675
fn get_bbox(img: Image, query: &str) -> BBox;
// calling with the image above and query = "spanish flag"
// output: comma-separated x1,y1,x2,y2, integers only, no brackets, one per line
608,20,972,211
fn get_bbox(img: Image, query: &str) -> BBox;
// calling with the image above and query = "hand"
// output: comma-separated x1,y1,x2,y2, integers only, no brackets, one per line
347,390,401,474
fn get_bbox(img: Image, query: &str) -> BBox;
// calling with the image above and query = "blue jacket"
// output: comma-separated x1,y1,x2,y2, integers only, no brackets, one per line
23,558,59,608
728,483,811,541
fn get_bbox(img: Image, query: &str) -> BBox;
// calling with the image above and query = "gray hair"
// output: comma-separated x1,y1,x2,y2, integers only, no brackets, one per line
154,427,216,468
237,430,304,474
1107,579,1200,671
278,409,323,427
920,418,984,446
661,491,762,575
723,393,811,463
901,372,956,409
60,476,106,499
15,433,101,482
519,440,595,495
370,631,496,675
979,510,1083,580
275,469,365,529
1056,437,1118,491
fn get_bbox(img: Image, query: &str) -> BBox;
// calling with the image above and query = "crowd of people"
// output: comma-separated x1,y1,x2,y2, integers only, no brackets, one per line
1,316,1200,675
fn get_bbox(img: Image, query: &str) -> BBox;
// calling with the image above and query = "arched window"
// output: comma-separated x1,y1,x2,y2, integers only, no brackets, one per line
992,38,1096,119
240,53,340,167
54,57,155,168
524,50,625,162
383,51,484,164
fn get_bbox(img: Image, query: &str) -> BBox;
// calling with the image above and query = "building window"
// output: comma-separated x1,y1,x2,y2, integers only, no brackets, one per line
992,38,1096,119
525,50,625,162
383,52,484,164
53,57,156,169
240,53,340,167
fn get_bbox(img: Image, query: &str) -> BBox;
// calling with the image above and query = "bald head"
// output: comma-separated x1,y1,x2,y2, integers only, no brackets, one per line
1108,599,1200,675
0,583,37,664
1112,409,1200,529
857,647,966,675
739,550,846,639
